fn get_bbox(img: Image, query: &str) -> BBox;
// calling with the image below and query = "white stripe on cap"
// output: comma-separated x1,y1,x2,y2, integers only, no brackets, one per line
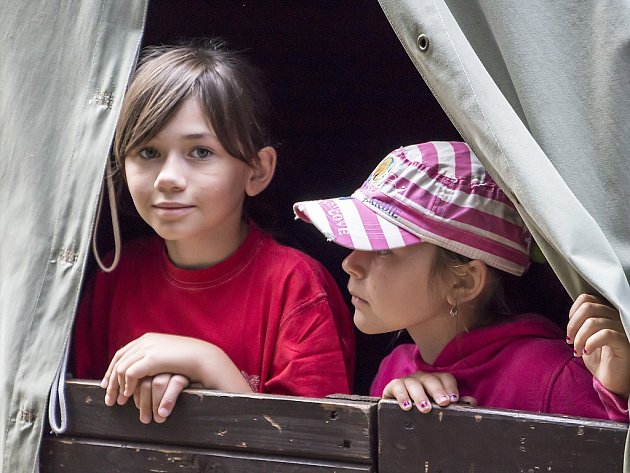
337,198,372,249
300,202,335,240
378,214,406,247
433,141,457,179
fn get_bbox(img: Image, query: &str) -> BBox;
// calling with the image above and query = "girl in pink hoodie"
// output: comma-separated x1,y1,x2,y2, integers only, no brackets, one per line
294,141,629,421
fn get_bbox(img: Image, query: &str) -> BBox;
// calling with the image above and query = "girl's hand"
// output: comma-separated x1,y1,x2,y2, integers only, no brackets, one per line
132,373,190,424
101,333,252,409
568,294,630,398
381,371,463,413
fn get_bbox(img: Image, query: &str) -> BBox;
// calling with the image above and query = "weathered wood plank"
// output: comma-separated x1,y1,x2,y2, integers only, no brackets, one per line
40,436,374,472
61,380,376,463
378,400,627,473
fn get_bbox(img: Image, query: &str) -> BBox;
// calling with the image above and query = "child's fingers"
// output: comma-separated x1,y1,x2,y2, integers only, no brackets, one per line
123,357,159,397
102,353,122,389
150,373,171,423
568,294,597,321
435,372,459,404
103,351,144,406
573,318,625,356
104,371,122,407
402,378,432,413
137,377,154,424
579,327,629,357
133,388,141,410
382,379,414,411
101,340,140,388
111,352,145,400
408,374,450,407
156,374,189,421
567,295,616,343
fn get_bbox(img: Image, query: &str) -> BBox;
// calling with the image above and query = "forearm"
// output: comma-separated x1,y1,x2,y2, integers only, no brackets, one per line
193,342,253,393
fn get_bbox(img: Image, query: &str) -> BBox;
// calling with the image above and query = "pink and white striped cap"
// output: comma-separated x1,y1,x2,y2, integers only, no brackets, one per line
293,142,531,276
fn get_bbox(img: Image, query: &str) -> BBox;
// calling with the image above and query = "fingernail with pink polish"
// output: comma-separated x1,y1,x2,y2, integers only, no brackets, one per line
573,349,579,356
402,400,411,408
583,347,588,355
420,401,429,410
565,336,571,344
450,393,459,402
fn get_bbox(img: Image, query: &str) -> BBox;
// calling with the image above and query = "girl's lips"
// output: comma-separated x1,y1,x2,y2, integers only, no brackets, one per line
350,294,367,306
153,204,194,217
154,201,192,209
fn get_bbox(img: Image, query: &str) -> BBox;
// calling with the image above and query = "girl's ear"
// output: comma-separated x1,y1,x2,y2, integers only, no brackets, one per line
446,260,488,305
245,146,277,197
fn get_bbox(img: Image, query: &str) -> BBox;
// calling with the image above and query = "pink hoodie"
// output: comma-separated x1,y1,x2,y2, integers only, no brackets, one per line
371,314,628,421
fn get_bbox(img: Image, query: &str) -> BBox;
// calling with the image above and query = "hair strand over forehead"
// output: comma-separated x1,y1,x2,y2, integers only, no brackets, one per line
114,38,272,175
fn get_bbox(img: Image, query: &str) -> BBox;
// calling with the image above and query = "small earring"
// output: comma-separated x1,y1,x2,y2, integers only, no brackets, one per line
449,305,458,317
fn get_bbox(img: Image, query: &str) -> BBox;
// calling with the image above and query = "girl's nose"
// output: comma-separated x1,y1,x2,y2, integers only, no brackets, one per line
154,153,187,192
342,250,367,279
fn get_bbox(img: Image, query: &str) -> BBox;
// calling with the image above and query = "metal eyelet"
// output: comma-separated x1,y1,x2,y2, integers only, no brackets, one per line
417,33,429,52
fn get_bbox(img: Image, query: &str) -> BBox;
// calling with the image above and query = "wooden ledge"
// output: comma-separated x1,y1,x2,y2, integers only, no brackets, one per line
378,399,627,473
41,381,628,472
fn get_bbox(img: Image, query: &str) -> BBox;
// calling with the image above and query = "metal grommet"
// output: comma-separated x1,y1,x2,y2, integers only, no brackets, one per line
417,33,429,52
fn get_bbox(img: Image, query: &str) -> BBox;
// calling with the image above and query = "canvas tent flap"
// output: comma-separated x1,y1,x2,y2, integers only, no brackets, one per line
377,0,630,468
0,1,147,471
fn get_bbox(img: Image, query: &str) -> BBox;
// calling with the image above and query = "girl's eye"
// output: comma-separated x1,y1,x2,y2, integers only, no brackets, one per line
376,249,392,256
191,148,213,160
138,148,160,160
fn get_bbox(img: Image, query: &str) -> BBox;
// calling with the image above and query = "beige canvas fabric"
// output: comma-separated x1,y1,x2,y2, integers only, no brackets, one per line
0,1,147,471
377,0,630,468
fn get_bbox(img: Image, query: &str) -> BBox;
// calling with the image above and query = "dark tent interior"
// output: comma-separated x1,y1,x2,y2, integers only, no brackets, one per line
90,1,572,394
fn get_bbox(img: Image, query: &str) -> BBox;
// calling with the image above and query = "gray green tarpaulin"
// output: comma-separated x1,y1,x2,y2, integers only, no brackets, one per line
0,1,147,471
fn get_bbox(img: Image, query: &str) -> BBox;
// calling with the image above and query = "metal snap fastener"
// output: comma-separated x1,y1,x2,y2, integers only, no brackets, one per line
417,33,429,52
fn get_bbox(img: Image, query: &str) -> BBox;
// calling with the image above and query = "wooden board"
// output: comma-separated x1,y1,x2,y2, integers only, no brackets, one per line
58,380,376,463
43,382,628,472
40,436,374,473
378,400,628,473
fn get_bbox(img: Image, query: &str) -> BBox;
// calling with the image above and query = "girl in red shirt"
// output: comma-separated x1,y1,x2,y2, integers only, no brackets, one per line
72,40,354,424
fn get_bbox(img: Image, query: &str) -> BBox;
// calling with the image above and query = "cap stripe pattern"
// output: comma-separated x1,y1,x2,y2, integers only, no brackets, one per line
386,182,527,248
294,142,531,276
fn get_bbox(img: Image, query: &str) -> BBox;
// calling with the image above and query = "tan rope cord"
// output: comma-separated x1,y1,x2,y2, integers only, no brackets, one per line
91,158,121,272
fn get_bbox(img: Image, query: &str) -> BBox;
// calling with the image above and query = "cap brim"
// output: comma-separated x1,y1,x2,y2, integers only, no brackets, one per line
293,196,421,251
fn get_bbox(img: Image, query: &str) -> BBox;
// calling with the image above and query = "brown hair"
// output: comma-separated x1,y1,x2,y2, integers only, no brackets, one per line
113,39,272,175
430,246,512,328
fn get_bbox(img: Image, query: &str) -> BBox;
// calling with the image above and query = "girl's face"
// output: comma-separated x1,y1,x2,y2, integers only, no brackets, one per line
124,97,254,268
343,243,452,337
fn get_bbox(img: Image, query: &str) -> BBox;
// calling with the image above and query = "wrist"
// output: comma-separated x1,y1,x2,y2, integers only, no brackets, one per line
196,343,252,393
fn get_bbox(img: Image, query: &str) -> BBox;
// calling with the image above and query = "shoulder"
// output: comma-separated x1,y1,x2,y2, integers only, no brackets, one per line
255,232,336,284
250,234,350,324
484,315,586,402
491,314,570,361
